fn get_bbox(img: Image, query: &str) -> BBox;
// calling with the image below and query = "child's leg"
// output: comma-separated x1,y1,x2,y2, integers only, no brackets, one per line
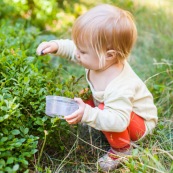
98,103,146,171
127,112,146,141
84,98,95,107
102,130,131,149
98,103,130,149
99,103,146,150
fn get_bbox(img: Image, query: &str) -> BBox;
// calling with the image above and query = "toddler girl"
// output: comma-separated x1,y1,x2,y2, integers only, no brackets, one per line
36,4,158,171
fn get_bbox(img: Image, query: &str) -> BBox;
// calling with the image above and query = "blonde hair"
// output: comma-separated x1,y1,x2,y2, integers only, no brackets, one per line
72,4,137,68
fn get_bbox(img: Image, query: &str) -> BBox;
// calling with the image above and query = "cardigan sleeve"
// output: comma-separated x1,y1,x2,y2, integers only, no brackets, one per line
50,39,78,63
81,90,134,132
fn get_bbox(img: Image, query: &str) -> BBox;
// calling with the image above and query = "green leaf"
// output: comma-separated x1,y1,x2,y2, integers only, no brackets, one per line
24,77,29,84
0,159,5,166
22,152,31,157
1,137,8,142
13,164,19,171
2,128,8,134
7,157,14,164
3,114,10,120
11,129,20,135
35,118,44,125
30,149,38,154
20,159,28,165
4,167,13,172
0,117,4,122
24,170,29,173
24,128,29,135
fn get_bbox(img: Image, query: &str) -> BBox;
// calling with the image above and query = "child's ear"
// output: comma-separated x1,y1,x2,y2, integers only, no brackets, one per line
106,50,117,61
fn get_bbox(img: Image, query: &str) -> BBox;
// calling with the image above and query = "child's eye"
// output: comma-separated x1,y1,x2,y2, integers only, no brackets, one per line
80,51,86,54
78,49,86,54
77,47,86,54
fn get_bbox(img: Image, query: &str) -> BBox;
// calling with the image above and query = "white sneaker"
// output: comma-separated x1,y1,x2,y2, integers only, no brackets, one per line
98,146,132,171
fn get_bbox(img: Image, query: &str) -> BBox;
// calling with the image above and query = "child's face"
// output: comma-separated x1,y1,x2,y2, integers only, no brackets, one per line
75,46,101,70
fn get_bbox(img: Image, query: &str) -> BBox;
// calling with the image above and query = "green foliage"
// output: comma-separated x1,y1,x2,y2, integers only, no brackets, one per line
0,19,39,172
1,0,88,36
0,16,85,172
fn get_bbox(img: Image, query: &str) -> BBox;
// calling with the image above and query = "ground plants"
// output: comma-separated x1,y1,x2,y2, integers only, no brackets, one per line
0,11,86,172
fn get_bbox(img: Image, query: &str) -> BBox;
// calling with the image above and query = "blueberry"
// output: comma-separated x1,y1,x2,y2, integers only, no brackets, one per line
41,50,44,55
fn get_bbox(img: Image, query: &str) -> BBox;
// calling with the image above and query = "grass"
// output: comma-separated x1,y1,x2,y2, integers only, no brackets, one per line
35,120,172,172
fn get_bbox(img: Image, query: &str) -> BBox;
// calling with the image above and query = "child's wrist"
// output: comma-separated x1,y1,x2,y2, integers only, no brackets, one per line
49,40,59,53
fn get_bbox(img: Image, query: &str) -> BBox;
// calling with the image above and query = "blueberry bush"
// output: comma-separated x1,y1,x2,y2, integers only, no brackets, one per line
0,9,86,173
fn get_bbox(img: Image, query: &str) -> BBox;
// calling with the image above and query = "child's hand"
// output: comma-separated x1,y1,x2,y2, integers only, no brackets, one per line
64,98,86,124
36,41,58,55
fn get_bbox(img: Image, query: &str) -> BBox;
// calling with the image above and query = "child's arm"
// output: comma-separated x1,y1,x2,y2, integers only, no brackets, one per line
36,39,77,62
37,40,87,124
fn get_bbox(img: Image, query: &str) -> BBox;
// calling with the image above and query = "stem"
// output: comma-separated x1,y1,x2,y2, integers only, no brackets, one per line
37,130,48,166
